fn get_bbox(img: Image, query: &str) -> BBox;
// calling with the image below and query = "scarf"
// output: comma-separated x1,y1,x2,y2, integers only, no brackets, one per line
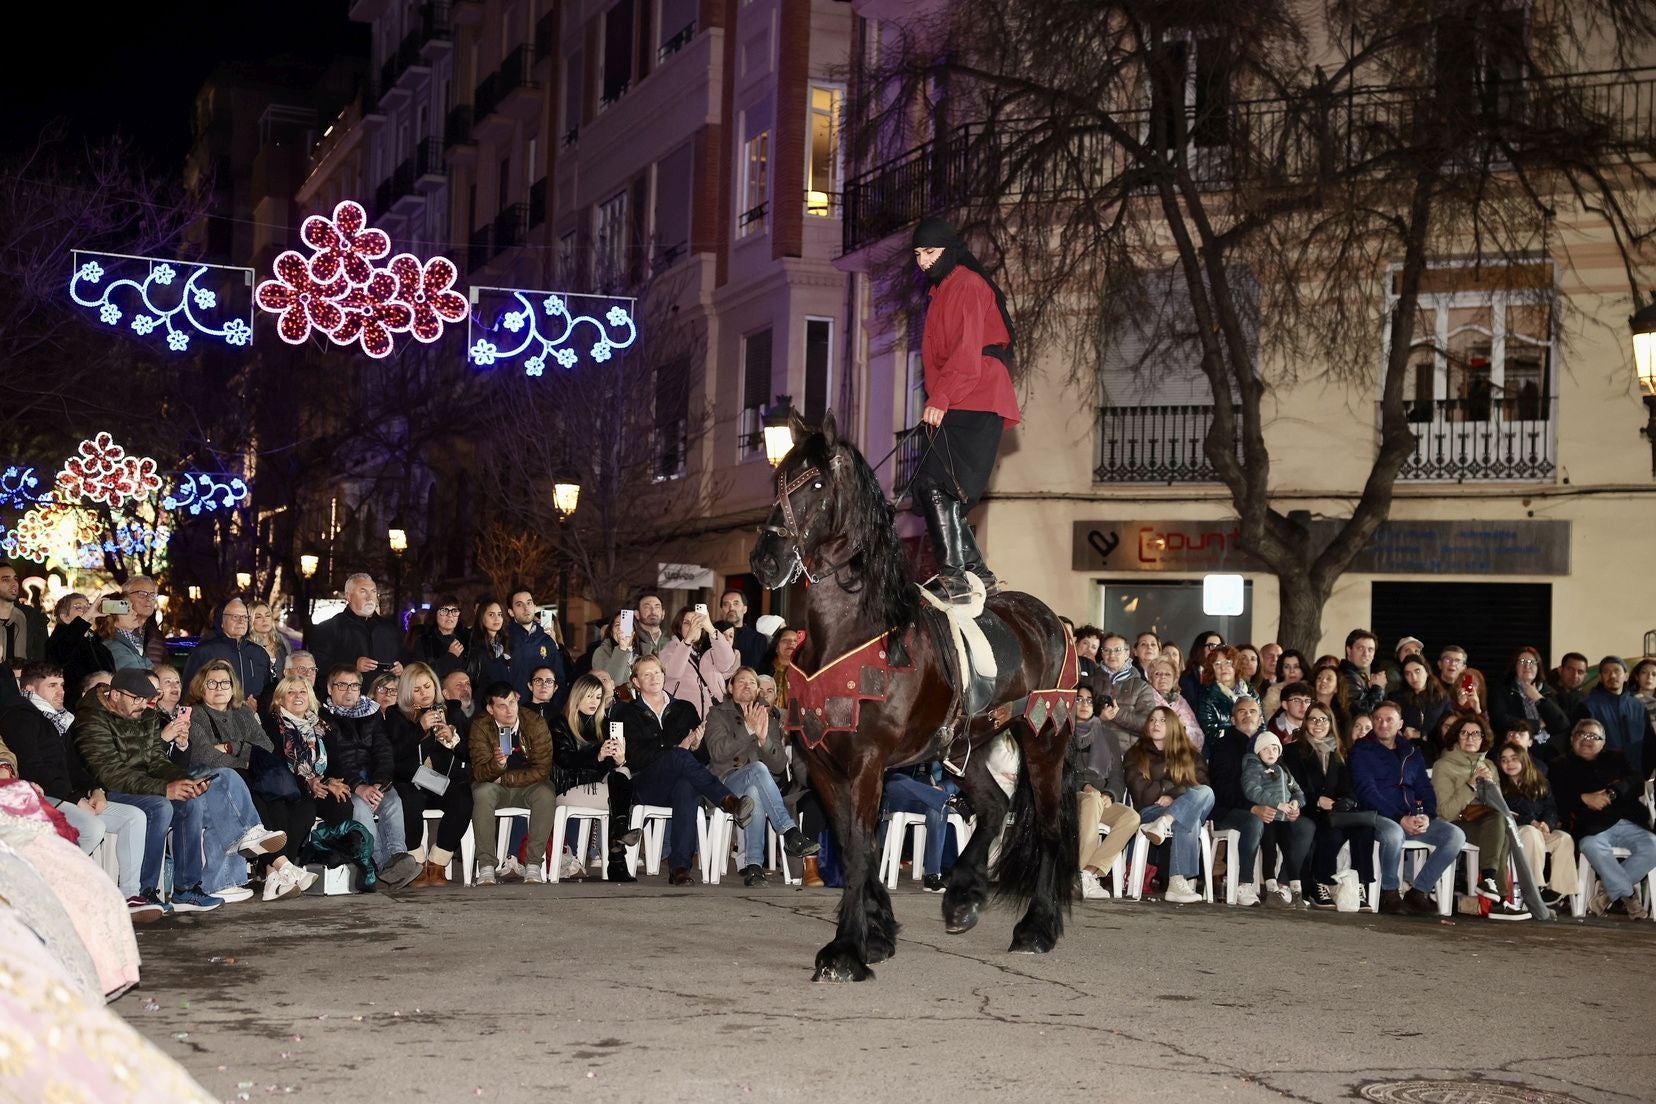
325,696,378,719
911,216,1016,357
26,691,72,735
116,627,146,656
280,708,327,775
1307,729,1339,773
1514,678,1542,727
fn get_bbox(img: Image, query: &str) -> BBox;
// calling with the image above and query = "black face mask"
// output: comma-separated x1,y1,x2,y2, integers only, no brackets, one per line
920,246,959,286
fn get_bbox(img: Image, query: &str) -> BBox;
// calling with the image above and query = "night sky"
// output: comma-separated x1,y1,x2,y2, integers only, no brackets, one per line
0,2,365,169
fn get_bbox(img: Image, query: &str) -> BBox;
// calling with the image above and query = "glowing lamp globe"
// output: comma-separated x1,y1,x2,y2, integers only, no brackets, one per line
1632,300,1656,397
300,554,319,578
553,479,580,518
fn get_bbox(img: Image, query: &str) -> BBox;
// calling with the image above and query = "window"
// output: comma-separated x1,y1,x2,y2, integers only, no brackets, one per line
659,0,697,58
1392,262,1556,481
595,190,628,289
804,318,832,424
740,130,770,237
563,48,584,138
806,85,842,217
655,359,690,480
653,144,693,268
1146,35,1233,153
602,1,634,106
557,231,578,285
739,328,773,459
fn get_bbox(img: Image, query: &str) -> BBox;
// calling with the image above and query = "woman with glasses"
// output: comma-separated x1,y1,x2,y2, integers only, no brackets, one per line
409,595,469,679
1195,645,1259,750
1433,715,1530,918
184,660,316,901
1144,656,1201,751
1487,647,1569,766
1283,701,1390,910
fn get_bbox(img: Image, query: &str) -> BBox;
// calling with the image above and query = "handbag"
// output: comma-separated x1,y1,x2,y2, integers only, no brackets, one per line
413,758,452,796
1459,802,1496,824
248,742,302,801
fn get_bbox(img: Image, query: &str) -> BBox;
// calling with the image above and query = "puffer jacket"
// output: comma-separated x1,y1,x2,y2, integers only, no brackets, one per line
702,696,786,781
1242,753,1306,809
70,687,188,796
321,708,395,787
1124,744,1210,809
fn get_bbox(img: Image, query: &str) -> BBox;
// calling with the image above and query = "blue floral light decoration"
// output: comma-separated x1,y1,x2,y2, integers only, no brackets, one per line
162,471,251,516
466,287,638,377
0,465,46,510
69,251,256,351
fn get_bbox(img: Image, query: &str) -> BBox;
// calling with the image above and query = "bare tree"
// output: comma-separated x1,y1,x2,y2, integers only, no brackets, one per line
849,0,1656,651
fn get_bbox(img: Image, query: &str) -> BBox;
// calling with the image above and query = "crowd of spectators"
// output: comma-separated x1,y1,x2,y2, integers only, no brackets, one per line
1,560,1653,1028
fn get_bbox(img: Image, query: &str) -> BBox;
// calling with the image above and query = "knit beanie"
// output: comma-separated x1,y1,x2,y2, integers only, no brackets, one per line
1252,731,1283,759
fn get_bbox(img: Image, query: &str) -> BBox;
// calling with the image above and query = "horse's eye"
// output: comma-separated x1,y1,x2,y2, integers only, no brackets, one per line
812,482,822,490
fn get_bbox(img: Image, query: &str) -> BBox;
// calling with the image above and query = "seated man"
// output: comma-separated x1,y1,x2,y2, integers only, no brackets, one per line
467,681,557,885
72,668,286,914
1550,718,1654,920
703,666,820,886
1072,684,1141,899
1349,700,1467,916
881,762,953,892
320,666,421,890
2,661,155,920
443,670,475,720
1207,696,1312,906
1267,681,1313,744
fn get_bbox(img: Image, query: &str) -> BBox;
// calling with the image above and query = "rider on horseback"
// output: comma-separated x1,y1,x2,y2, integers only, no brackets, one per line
911,216,1022,604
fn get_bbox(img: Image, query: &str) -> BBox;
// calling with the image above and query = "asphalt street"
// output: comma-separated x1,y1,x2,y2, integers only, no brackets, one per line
121,877,1654,1104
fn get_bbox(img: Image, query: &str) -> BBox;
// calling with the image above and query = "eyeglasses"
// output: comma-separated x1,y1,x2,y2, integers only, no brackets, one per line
1286,695,1312,705
223,614,250,623
204,679,233,690
330,681,362,691
125,589,157,599
1517,659,1538,668
1577,733,1605,743
113,689,159,704
530,677,556,685
289,667,317,677
438,607,460,614
1305,715,1331,725
1100,647,1128,656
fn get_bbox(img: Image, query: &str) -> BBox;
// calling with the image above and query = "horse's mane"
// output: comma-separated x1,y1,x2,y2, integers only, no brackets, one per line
815,433,919,633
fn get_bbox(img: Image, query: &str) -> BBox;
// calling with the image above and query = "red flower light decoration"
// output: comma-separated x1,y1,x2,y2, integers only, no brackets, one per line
255,200,460,359
55,432,162,508
387,254,469,343
255,251,349,345
332,271,413,359
301,200,391,286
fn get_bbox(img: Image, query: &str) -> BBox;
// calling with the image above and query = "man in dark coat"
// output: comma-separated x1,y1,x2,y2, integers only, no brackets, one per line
306,573,403,693
720,589,770,671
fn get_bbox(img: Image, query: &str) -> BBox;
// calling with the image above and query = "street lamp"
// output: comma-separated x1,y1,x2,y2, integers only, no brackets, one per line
235,571,251,591
1632,298,1656,476
299,554,319,579
387,528,408,621
298,554,319,632
552,473,580,519
763,394,796,467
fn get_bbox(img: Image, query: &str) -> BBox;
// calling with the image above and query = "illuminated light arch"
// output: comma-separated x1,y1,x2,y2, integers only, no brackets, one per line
68,251,255,350
163,471,251,515
466,287,638,377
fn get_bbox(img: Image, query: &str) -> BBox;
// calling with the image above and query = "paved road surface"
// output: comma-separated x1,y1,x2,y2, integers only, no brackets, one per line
121,879,1654,1103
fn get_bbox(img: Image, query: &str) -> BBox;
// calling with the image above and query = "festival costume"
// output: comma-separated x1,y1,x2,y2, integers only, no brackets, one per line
911,217,1021,603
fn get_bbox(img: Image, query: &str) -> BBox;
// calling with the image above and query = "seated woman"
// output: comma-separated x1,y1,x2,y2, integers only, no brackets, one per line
1125,706,1214,905
611,654,754,886
1234,645,1264,693
1259,649,1308,720
1496,741,1576,911
550,672,639,882
1432,715,1529,919
266,676,380,891
1284,702,1392,910
1144,656,1200,750
1312,661,1351,734
659,606,735,722
1070,684,1141,899
1195,645,1259,751
407,596,469,680
1178,631,1223,705
383,662,473,888
184,660,315,901
1487,647,1570,766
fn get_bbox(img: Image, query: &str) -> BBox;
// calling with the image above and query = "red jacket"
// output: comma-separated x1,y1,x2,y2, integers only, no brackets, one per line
922,267,1021,425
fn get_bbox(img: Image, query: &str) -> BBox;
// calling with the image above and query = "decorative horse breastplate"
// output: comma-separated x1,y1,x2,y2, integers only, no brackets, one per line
784,630,916,750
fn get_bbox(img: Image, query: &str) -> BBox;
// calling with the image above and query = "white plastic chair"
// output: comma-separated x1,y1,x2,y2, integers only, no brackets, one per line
626,804,708,879
878,812,930,889
485,806,534,878
1126,820,1215,902
1575,845,1656,921
1208,827,1265,906
549,803,610,882
1092,821,1129,896
418,808,470,885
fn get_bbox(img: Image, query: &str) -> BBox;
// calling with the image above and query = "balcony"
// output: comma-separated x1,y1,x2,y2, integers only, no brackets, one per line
533,11,555,68
842,70,1656,255
415,137,445,181
1398,397,1556,482
492,203,529,256
467,226,492,274
658,20,697,63
528,178,547,227
416,2,452,55
473,45,540,142
1094,405,1237,484
444,105,476,162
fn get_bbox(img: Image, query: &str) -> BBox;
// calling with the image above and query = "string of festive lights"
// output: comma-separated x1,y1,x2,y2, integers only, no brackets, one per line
0,466,46,510
54,433,162,508
68,251,256,351
467,288,638,377
162,471,251,515
255,199,462,360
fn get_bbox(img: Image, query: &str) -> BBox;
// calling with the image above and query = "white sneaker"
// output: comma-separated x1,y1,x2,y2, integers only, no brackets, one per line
294,866,319,892
558,852,587,881
1234,883,1260,907
1079,870,1111,900
497,857,526,884
476,865,497,886
262,864,304,902
524,862,546,884
214,885,254,904
1140,816,1174,845
230,827,288,859
1164,875,1204,904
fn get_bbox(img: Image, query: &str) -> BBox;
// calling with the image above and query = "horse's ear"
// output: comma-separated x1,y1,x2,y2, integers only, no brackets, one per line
821,409,839,445
788,408,811,443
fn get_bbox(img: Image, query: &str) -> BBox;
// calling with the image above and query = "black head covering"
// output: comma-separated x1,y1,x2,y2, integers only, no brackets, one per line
910,217,1016,360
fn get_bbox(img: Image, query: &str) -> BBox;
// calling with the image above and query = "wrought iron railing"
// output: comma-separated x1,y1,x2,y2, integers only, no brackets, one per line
1397,397,1556,481
444,105,474,148
843,70,1656,254
528,178,547,227
493,203,529,254
805,190,843,218
1094,405,1237,483
415,137,444,178
739,201,768,236
658,21,697,62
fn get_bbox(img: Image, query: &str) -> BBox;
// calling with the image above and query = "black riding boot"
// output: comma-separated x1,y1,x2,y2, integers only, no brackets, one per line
921,488,974,603
957,517,1000,595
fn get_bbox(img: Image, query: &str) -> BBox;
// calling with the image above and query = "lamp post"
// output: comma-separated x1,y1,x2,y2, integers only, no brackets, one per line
763,394,796,467
387,528,408,624
235,571,251,592
552,472,580,644
1631,298,1656,476
299,554,319,632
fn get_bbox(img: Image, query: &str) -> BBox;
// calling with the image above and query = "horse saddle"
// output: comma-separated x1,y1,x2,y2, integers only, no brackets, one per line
916,577,1021,722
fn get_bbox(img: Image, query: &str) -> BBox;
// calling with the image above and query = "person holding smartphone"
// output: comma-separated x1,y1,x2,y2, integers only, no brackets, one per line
549,672,640,882
659,605,737,724
1431,715,1529,919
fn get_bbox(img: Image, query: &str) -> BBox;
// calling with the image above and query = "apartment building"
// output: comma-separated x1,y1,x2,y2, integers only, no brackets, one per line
837,2,1656,668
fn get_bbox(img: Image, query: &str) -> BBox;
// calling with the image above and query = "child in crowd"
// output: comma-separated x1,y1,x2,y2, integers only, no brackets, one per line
1242,730,1310,907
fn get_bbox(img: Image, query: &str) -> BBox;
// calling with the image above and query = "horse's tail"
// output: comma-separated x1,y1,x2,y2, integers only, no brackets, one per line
992,718,1078,923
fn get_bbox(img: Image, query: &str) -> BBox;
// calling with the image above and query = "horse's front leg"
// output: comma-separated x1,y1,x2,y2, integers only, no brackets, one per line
1009,714,1077,955
943,738,1008,934
813,754,884,982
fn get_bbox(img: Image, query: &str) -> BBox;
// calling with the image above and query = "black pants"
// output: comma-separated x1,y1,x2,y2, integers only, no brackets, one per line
393,779,475,855
242,779,317,869
912,410,1003,508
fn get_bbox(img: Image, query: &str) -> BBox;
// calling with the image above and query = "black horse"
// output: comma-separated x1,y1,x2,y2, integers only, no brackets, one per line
750,413,1077,982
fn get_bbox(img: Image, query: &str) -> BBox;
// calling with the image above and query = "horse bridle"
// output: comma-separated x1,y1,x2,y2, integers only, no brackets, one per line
767,457,861,587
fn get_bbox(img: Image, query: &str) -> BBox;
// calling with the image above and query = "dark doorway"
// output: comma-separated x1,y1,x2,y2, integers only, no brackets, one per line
1371,582,1552,674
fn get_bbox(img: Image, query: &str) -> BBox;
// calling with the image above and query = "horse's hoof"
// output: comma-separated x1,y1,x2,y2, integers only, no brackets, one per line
813,943,875,982
943,896,983,934
1008,927,1057,954
865,935,896,964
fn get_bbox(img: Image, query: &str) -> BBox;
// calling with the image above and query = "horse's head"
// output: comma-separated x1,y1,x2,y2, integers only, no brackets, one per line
750,410,856,589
